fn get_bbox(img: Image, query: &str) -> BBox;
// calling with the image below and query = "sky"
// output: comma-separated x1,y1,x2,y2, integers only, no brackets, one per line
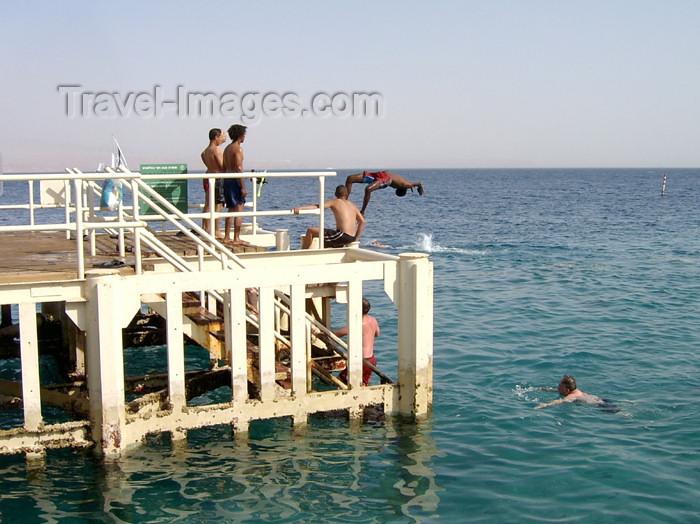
2,1,700,172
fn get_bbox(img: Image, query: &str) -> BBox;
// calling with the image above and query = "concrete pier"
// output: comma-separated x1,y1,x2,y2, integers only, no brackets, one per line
0,169,433,458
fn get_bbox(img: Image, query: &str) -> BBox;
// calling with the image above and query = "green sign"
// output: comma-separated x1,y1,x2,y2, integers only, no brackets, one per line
139,164,188,215
140,163,188,175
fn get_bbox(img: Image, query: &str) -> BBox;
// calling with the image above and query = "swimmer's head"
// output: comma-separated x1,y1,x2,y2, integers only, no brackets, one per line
395,187,408,197
558,375,577,395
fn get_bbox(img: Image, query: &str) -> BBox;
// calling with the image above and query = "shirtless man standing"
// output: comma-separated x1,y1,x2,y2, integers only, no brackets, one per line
222,124,248,246
293,185,365,249
344,171,424,215
200,128,227,238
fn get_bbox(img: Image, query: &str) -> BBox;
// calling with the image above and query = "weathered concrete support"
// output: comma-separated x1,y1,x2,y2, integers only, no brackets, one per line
62,303,86,376
258,286,276,402
275,229,290,251
290,284,307,394
397,253,433,417
165,291,186,441
227,286,248,405
290,283,307,428
346,278,363,393
19,302,41,434
85,270,127,457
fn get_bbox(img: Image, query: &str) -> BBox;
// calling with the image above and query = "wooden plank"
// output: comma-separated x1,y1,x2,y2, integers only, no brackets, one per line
0,231,265,285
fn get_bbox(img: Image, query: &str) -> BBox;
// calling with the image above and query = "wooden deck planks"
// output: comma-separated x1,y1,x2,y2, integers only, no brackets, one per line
0,231,265,284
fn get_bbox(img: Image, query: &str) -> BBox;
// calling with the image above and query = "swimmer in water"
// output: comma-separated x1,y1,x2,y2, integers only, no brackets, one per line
535,375,617,411
368,240,389,248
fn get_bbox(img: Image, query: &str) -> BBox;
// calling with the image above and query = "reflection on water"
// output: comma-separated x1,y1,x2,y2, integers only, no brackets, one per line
0,416,442,522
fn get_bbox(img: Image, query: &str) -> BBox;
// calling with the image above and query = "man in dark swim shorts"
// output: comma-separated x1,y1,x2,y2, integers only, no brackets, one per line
324,229,356,248
200,128,227,237
293,185,365,249
344,171,424,215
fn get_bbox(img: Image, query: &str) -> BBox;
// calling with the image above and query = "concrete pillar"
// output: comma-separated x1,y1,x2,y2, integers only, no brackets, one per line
60,302,85,376
346,279,363,390
18,302,41,433
227,286,248,404
165,291,186,442
290,283,307,396
84,270,127,457
275,229,290,251
397,253,433,417
258,286,275,402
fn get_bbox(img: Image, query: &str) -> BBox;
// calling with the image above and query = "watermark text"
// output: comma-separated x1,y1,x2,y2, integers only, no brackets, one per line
57,85,384,123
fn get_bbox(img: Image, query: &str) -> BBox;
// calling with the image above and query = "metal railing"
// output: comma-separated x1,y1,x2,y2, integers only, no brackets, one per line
0,168,336,278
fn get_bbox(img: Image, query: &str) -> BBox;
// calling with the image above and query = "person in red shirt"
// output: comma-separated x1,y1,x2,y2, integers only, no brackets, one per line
334,298,380,386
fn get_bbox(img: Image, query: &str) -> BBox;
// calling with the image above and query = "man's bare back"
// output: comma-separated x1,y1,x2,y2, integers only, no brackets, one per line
328,197,363,236
293,185,365,249
201,143,224,173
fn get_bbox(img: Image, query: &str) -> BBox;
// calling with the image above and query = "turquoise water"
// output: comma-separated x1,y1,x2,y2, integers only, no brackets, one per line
0,169,699,522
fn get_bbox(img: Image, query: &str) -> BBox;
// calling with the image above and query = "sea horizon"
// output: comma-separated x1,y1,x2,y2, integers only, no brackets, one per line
0,167,698,522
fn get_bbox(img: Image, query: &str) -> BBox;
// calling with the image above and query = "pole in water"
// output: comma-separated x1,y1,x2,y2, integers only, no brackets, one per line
661,173,667,197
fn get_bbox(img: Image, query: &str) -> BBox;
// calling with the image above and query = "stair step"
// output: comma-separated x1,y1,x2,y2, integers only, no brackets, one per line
186,307,223,326
182,291,201,309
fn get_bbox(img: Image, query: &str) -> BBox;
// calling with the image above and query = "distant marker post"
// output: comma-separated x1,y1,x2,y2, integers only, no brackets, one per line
661,173,667,197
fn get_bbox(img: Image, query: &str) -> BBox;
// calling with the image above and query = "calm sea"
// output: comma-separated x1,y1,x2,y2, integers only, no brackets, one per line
0,168,699,522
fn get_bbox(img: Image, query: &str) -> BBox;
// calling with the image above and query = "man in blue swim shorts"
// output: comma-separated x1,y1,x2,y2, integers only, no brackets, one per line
344,171,424,215
222,124,249,246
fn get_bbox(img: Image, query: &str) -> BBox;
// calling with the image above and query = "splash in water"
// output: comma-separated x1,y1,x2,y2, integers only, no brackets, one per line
417,233,434,252
412,233,486,255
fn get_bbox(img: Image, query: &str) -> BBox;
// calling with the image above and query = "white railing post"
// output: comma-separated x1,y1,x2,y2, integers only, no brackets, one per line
130,178,143,275
64,179,72,240
74,179,85,280
397,253,433,417
318,176,325,249
116,190,126,258
207,176,215,237
28,181,35,226
251,175,258,236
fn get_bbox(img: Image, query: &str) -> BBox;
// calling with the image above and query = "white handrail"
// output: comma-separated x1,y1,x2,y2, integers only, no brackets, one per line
0,167,337,276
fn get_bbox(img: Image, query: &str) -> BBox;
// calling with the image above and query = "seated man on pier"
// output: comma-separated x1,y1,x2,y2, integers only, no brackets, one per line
344,171,424,215
293,185,365,249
